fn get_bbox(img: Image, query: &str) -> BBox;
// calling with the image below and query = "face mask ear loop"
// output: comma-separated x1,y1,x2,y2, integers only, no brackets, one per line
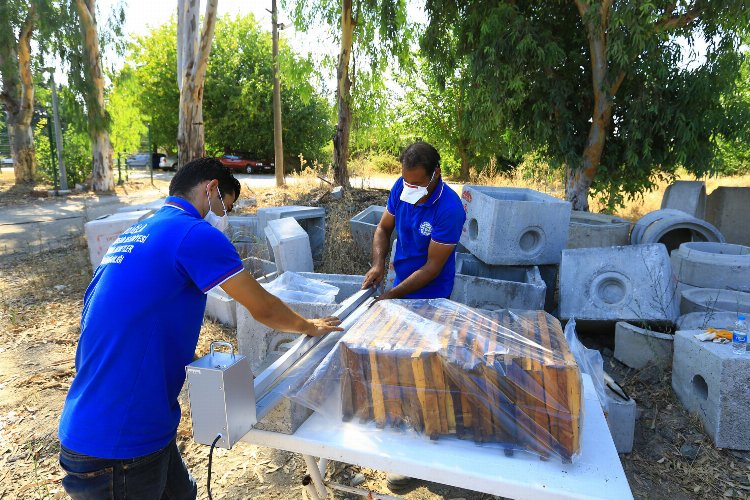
206,186,213,215
215,187,228,215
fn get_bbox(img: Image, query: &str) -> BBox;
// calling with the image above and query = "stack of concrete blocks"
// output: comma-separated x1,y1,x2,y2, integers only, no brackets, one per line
264,218,314,274
459,186,572,312
672,330,750,450
566,211,632,249
660,180,707,219
349,205,395,253
450,253,546,310
205,257,278,327
630,209,724,253
257,206,326,261
84,210,153,269
560,244,680,324
237,272,364,372
671,241,750,322
706,187,750,246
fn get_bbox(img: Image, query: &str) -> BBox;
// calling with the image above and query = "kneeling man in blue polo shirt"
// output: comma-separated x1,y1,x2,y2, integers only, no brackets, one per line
362,141,466,301
58,158,342,499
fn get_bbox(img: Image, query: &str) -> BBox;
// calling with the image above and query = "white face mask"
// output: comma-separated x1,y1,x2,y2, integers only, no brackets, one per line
400,170,436,205
205,186,230,233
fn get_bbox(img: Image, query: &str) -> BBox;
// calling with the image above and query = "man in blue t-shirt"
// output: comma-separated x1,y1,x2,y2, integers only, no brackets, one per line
361,141,466,492
57,158,342,499
362,141,466,301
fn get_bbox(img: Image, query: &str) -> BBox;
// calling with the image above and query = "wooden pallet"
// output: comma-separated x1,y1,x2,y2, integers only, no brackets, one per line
339,300,581,462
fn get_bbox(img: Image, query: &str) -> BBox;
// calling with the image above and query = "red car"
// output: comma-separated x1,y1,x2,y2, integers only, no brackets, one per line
219,154,258,174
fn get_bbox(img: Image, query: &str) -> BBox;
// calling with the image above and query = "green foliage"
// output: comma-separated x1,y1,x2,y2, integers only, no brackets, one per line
422,1,750,207
130,20,179,153
129,15,331,163
108,66,147,154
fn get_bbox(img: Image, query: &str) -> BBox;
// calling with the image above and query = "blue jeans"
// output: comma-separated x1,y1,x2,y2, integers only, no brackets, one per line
59,439,197,500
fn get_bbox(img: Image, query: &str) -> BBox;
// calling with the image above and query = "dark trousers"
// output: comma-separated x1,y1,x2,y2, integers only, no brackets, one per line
59,439,197,500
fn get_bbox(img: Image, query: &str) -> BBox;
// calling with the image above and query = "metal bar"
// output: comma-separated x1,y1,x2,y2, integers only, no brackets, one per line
302,475,322,500
325,481,404,500
253,288,375,398
317,458,328,477
303,455,328,499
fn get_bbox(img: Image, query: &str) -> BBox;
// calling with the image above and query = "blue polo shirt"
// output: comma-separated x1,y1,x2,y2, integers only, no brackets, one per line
387,177,466,299
59,196,244,459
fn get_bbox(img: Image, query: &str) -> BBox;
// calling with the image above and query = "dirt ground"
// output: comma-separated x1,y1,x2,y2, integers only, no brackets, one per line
1,172,750,499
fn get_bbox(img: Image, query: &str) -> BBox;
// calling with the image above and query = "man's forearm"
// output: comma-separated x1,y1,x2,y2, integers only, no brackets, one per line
371,226,391,268
256,295,313,334
384,265,441,299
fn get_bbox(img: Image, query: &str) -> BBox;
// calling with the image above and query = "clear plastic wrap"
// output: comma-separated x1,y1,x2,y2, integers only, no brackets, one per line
564,318,608,413
262,271,339,304
292,299,583,462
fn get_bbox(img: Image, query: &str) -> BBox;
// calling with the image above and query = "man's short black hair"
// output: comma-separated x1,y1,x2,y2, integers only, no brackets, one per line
169,157,241,200
399,141,440,177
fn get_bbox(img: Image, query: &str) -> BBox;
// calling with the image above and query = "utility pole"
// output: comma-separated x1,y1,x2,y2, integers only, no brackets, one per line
49,72,68,191
271,0,285,187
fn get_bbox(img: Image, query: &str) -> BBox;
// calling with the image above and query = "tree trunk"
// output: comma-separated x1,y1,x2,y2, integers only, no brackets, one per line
0,7,36,184
332,0,353,188
568,0,616,211
177,0,218,169
76,0,114,192
272,0,284,187
458,144,470,180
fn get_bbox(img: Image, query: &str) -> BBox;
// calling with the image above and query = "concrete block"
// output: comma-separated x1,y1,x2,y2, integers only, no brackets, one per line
706,187,750,246
330,186,344,200
257,206,326,260
254,396,313,434
460,186,572,265
604,387,636,454
671,242,750,293
661,180,707,219
242,256,277,279
680,288,750,315
228,215,260,259
115,198,166,213
559,244,680,322
630,209,724,253
677,311,742,331
566,211,632,249
205,288,237,326
264,218,314,274
350,205,395,253
614,322,673,369
672,329,750,449
451,253,546,310
236,273,364,371
84,210,153,269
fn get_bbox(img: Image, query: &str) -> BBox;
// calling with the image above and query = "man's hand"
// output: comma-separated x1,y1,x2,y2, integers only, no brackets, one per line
361,264,385,289
303,316,344,337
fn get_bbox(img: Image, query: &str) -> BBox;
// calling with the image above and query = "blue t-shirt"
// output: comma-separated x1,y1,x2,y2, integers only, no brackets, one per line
387,178,466,299
58,196,244,459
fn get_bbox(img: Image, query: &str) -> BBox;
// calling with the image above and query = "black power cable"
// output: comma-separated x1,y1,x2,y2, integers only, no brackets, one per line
207,434,222,500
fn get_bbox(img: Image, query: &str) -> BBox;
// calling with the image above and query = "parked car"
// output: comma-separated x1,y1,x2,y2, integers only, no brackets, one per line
159,155,178,171
125,153,151,168
219,154,263,174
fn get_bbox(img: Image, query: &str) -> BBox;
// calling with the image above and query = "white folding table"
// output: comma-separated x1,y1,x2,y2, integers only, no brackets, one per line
241,374,633,500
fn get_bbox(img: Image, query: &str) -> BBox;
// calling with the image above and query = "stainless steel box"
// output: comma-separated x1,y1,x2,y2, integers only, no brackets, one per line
185,342,256,449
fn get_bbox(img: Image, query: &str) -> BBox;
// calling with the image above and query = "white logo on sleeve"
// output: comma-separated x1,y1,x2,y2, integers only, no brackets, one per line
419,221,433,236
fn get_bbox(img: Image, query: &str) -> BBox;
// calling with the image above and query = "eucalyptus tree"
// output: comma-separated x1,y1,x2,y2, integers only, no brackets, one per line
284,0,411,187
423,1,750,210
0,0,56,184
